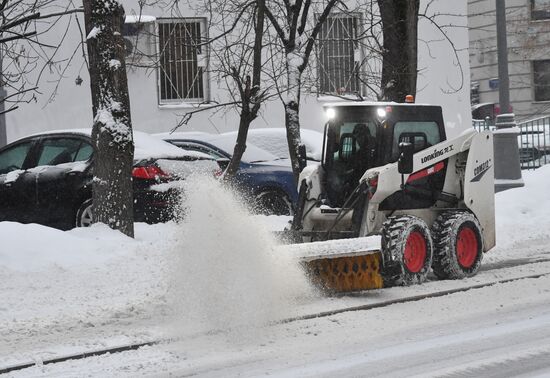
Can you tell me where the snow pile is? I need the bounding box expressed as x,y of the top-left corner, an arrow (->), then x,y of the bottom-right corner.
168,176 -> 313,334
494,164 -> 550,249
0,222 -> 133,272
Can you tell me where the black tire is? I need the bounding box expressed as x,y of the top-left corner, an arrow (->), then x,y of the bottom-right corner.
254,190 -> 293,216
381,215 -> 433,287
431,211 -> 484,280
76,199 -> 93,227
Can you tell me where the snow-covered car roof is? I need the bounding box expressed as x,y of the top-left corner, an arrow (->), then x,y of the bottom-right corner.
24,129 -> 212,161
322,101 -> 434,108
223,128 -> 324,161
154,132 -> 280,164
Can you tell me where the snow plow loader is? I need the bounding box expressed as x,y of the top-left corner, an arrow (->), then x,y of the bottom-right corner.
284,101 -> 495,293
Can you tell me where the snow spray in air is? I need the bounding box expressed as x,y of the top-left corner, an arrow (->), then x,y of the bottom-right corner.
168,175 -> 314,336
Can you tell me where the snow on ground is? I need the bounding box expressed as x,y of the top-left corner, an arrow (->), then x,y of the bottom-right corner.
0,166 -> 550,376
485,164 -> 550,264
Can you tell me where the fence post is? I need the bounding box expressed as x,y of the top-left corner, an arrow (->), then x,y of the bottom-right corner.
493,113 -> 524,192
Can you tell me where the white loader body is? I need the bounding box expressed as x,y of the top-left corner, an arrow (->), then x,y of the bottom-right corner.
298,129 -> 495,252
289,102 -> 496,292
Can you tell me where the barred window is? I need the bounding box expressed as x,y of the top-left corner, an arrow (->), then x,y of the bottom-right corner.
158,19 -> 208,104
532,0 -> 550,20
317,14 -> 361,95
533,60 -> 550,101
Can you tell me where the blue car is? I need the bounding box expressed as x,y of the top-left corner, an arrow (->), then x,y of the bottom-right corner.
155,132 -> 297,216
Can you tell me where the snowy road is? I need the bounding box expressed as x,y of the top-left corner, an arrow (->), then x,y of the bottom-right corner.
7,273 -> 550,377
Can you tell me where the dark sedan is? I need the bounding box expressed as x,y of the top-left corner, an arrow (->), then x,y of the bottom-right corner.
0,129 -> 218,230
155,132 -> 297,216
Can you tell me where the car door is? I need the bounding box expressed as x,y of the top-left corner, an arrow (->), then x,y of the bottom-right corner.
0,139 -> 38,223
33,136 -> 93,228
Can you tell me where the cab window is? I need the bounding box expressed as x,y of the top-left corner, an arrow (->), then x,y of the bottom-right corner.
391,121 -> 441,161
329,122 -> 377,166
0,142 -> 32,175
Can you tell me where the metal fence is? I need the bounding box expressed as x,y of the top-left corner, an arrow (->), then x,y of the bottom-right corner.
517,116 -> 550,170
472,116 -> 550,170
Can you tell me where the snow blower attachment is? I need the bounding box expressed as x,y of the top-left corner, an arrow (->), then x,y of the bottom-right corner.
281,237 -> 384,291
283,101 -> 496,293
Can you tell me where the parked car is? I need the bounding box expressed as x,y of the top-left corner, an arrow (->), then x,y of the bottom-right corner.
223,128 -> 324,161
471,102 -> 513,126
155,132 -> 298,216
0,129 -> 218,230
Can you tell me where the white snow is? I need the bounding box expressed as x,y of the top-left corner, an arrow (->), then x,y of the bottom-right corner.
96,108 -> 132,145
0,222 -> 132,272
109,59 -> 121,69
1,165 -> 550,376
224,128 -> 324,161
25,128 -> 211,161
5,169 -> 24,183
124,15 -> 156,24
86,26 -> 102,40
133,131 -> 211,161
154,132 -> 280,163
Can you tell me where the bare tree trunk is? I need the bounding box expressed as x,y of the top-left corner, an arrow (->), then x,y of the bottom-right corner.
378,0 -> 420,102
225,0 -> 265,179
83,0 -> 134,237
264,0 -> 340,183
284,57 -> 302,181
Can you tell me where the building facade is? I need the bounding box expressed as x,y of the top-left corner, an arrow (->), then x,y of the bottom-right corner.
4,1 -> 470,143
469,0 -> 550,120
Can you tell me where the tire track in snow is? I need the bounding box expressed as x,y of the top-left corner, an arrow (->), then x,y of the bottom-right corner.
435,348 -> 550,378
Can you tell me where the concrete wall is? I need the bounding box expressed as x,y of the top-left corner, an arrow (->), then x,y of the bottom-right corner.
469,0 -> 550,120
5,0 -> 471,142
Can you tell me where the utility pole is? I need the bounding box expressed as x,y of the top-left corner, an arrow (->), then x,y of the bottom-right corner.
495,0 -> 510,113
493,0 -> 523,192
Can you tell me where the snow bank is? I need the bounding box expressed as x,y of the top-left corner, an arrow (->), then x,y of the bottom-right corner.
0,222 -> 133,272
494,164 -> 550,249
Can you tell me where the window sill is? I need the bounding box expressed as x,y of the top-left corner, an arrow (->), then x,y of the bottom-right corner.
158,102 -> 213,110
532,100 -> 550,104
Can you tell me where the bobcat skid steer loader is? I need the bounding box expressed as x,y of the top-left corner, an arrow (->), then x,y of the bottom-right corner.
285,101 -> 495,292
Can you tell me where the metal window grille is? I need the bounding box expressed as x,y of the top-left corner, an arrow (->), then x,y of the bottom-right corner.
158,19 -> 206,103
532,0 -> 550,20
533,60 -> 550,102
317,14 -> 361,95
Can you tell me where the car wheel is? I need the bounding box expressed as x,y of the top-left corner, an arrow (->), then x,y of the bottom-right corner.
254,190 -> 293,216
76,199 -> 93,227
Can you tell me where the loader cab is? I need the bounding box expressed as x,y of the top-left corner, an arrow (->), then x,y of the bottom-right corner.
322,103 -> 447,208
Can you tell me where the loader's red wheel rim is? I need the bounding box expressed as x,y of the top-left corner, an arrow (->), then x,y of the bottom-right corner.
457,227 -> 478,268
403,231 -> 427,273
